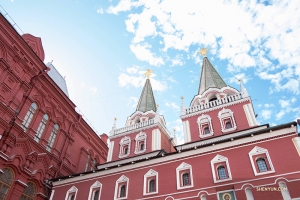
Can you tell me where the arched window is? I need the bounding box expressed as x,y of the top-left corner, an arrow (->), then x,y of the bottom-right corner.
22,103 -> 37,131
182,173 -> 190,186
217,166 -> 227,179
34,114 -> 49,142
119,136 -> 131,158
197,114 -> 214,138
93,190 -> 100,200
134,132 -> 147,154
256,158 -> 268,172
119,185 -> 126,197
46,124 -> 59,151
124,147 -> 128,155
149,179 -> 155,192
20,182 -> 36,200
0,168 -> 14,199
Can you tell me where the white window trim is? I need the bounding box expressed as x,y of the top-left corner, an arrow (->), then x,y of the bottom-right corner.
210,154 -> 232,183
176,162 -> 194,190
135,132 -> 147,154
114,175 -> 129,200
218,108 -> 237,133
64,186 -> 78,200
88,181 -> 102,200
119,136 -> 131,158
143,169 -> 158,196
197,114 -> 214,138
248,146 -> 275,176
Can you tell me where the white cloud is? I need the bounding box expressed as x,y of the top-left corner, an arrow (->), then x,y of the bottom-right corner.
108,0 -> 300,94
127,96 -> 138,108
90,86 -> 98,94
276,110 -> 285,120
261,109 -> 272,120
97,8 -> 104,14
118,69 -> 167,91
264,104 -> 274,108
171,54 -> 184,66
130,43 -> 164,66
165,101 -> 180,111
126,66 -> 140,74
228,73 -> 251,84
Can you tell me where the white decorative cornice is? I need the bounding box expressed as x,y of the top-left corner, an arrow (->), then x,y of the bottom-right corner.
181,97 -> 250,119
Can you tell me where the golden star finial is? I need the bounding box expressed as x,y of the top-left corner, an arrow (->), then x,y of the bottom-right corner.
180,96 -> 184,100
145,69 -> 152,79
114,118 -> 117,121
198,48 -> 209,57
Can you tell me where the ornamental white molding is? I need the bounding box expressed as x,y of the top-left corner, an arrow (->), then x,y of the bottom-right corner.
114,175 -> 129,200
143,169 -> 158,196
135,132 -> 147,154
248,146 -> 275,176
88,181 -> 102,200
64,186 -> 78,200
181,97 -> 251,119
119,136 -> 131,158
210,154 -> 232,183
197,114 -> 214,138
218,108 -> 237,133
176,162 -> 194,190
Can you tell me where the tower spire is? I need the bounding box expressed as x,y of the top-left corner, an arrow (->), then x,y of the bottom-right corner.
136,69 -> 157,112
198,48 -> 227,95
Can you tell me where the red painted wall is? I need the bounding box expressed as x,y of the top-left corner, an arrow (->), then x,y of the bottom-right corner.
0,14 -> 108,200
51,132 -> 300,200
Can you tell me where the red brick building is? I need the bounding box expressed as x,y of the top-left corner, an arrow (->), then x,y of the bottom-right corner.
49,49 -> 300,199
0,14 -> 108,200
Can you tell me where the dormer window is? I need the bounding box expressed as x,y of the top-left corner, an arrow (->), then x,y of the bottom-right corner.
197,114 -> 214,138
135,132 -> 147,154
119,136 -> 131,158
218,108 -> 237,133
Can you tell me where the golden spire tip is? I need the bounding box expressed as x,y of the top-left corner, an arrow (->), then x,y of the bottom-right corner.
145,69 -> 152,79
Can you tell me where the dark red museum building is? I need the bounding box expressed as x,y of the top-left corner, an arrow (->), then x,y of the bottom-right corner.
48,46 -> 300,200
0,13 -> 108,200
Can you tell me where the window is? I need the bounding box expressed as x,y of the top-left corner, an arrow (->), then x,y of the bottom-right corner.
34,114 -> 48,142
119,185 -> 126,197
0,168 -> 14,200
197,114 -> 214,138
65,186 -> 78,200
225,121 -> 232,129
256,158 -> 268,172
203,127 -> 210,134
119,136 -> 131,158
69,194 -> 75,200
217,166 -> 227,179
210,155 -> 232,183
135,132 -> 147,154
114,175 -> 129,199
88,181 -> 102,200
143,169 -> 158,195
22,103 -> 37,131
218,108 -> 237,133
248,146 -> 275,176
20,182 -> 36,200
182,173 -> 190,186
149,179 -> 155,192
85,154 -> 91,172
46,124 -> 59,151
176,162 -> 194,189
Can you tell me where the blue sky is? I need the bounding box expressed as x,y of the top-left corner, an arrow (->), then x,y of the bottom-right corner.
1,0 -> 299,144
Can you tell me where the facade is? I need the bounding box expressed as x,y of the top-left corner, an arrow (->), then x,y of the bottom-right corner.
0,14 -> 108,200
49,49 -> 300,199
